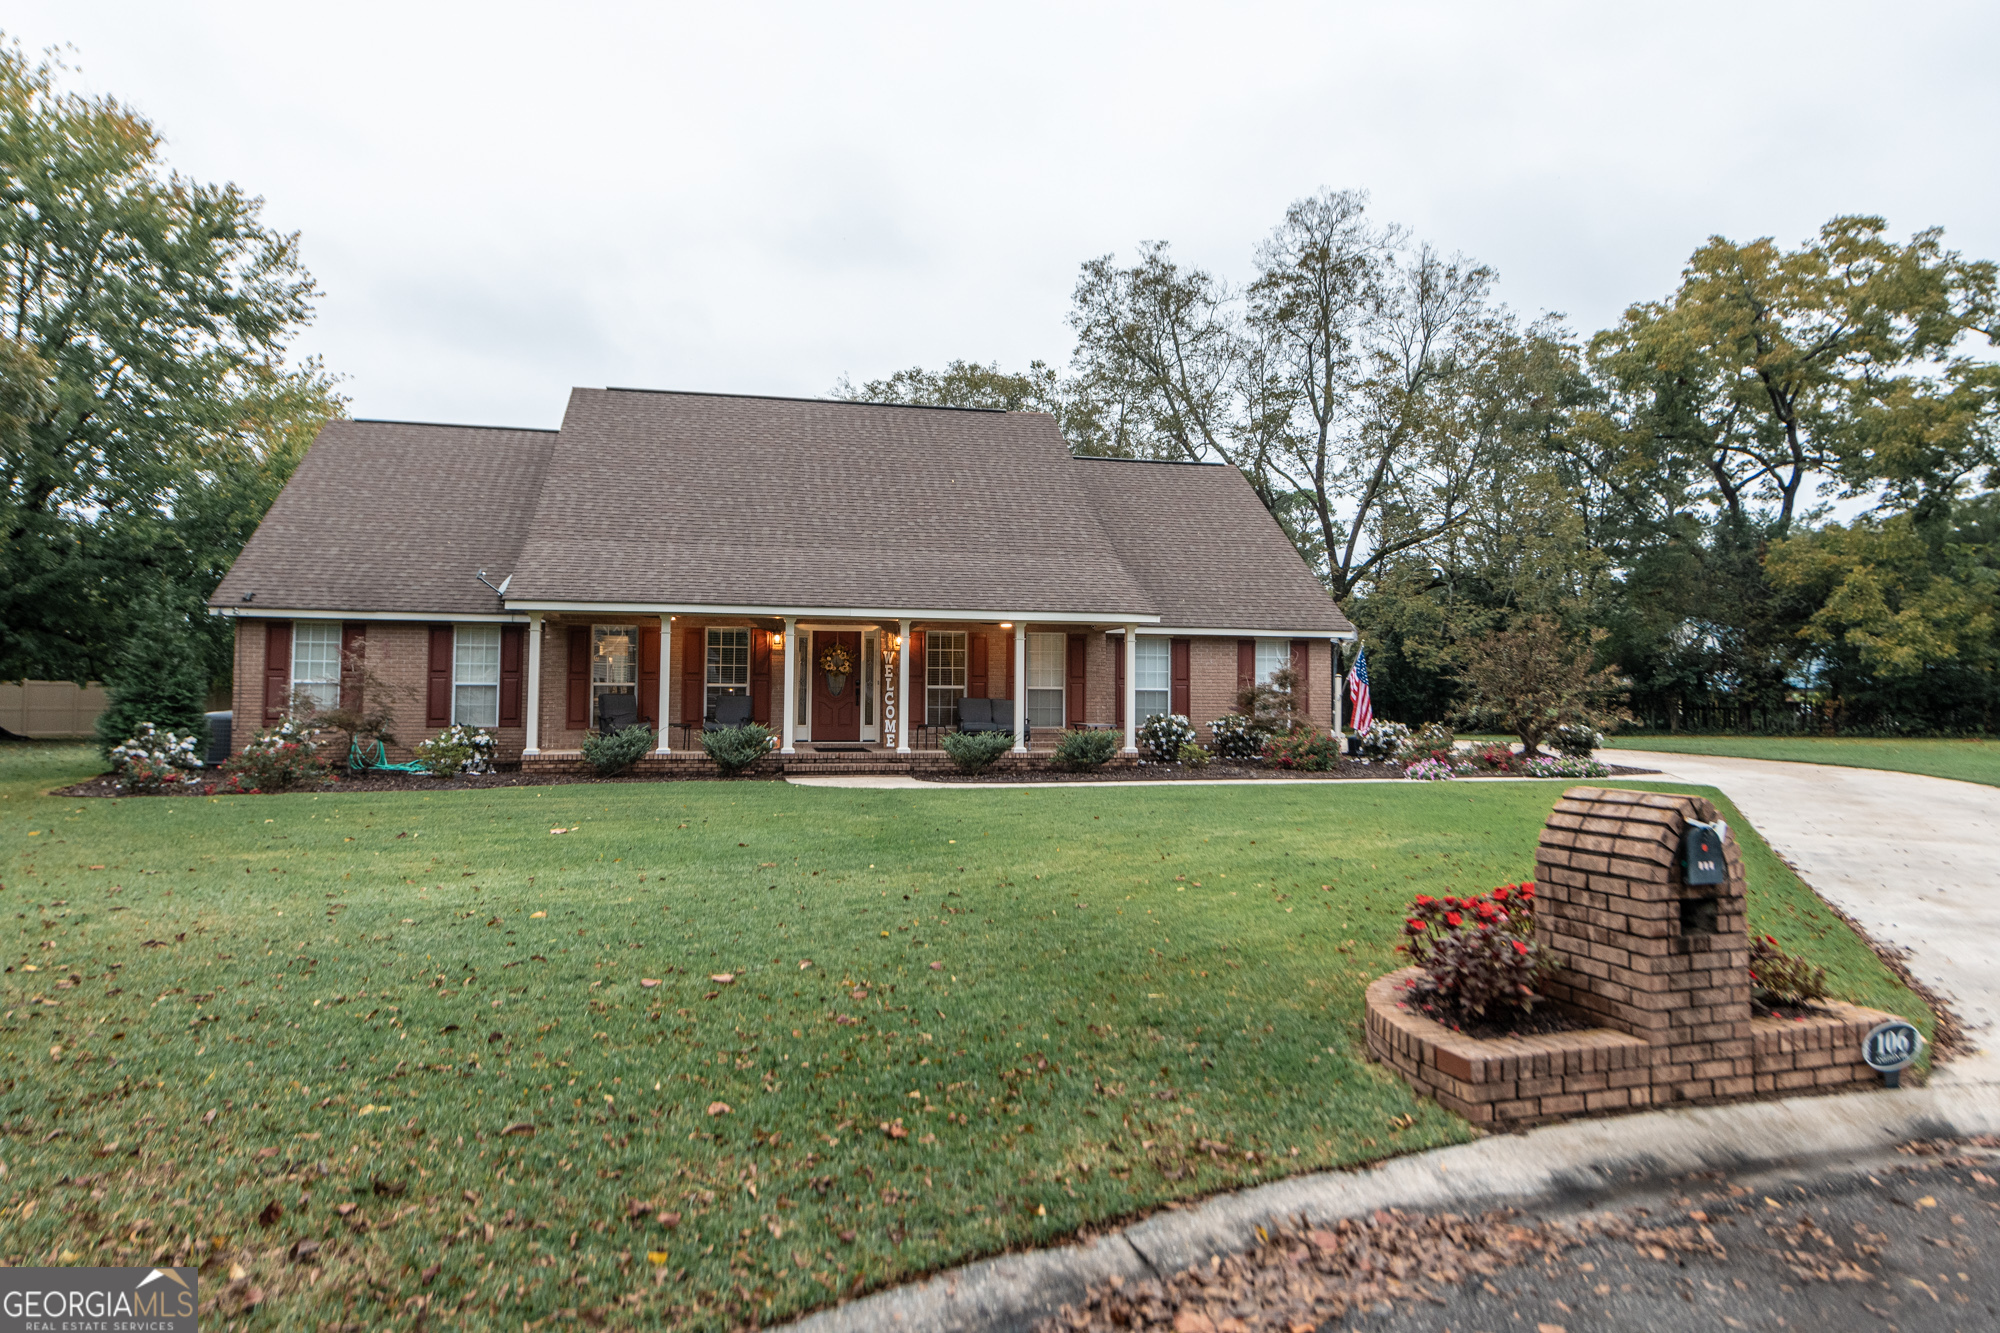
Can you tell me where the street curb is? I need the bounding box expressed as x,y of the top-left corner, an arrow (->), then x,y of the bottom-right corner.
773,1082 -> 2000,1333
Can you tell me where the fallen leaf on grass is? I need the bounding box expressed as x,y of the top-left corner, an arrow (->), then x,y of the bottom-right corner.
420,1262 -> 440,1283
500,1122 -> 536,1137
258,1200 -> 283,1227
929,961 -> 944,971
707,1102 -> 732,1117
799,959 -> 813,969
530,911 -> 546,918
291,1240 -> 321,1263
640,978 -> 661,988
656,1210 -> 681,1229
256,1145 -> 281,1159
880,1119 -> 908,1140
710,973 -> 735,984
334,1203 -> 356,1217
1538,1325 -> 1567,1333
647,1251 -> 670,1265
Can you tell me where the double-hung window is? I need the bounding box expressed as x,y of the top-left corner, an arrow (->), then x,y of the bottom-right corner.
925,631 -> 966,727
291,622 -> 341,712
592,624 -> 638,723
1026,632 -> 1066,729
706,628 -> 750,719
454,624 -> 501,727
1134,636 -> 1171,721
1255,638 -> 1291,685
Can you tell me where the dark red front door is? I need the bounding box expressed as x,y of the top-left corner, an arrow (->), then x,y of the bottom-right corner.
811,631 -> 862,741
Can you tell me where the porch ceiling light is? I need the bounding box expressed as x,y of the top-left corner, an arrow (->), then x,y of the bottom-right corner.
770,632 -> 785,650
999,621 -> 1012,628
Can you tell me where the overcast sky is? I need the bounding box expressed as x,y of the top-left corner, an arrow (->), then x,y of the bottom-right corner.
9,1 -> 1996,430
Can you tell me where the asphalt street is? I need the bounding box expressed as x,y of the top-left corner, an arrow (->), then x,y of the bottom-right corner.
1343,1143 -> 2000,1333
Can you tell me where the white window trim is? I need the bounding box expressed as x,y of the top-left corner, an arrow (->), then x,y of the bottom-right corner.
291,622 -> 341,713
452,623 -> 502,728
705,626 -> 753,722
925,630 -> 968,727
1134,635 -> 1171,722
1026,631 -> 1066,730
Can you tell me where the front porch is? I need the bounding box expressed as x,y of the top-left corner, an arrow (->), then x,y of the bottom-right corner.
518,735 -> 1139,779
518,612 -> 1161,763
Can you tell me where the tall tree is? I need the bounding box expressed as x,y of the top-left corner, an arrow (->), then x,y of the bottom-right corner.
1590,216 -> 1994,534
0,39 -> 342,685
1066,241 -> 1241,462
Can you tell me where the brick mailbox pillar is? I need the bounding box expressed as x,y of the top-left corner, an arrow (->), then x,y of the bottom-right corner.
1535,787 -> 1755,1105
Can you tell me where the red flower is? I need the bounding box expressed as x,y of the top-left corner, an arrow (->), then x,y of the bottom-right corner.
1512,940 -> 1529,955
1492,887 -> 1510,902
1413,895 -> 1435,906
1444,911 -> 1462,927
1406,919 -> 1426,931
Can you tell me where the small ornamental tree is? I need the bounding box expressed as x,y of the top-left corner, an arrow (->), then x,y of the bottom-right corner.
1453,617 -> 1630,757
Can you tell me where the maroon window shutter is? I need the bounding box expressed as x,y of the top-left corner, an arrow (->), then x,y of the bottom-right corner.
1290,640 -> 1311,721
340,622 -> 367,712
1065,634 -> 1085,726
1000,632 -> 1012,699
969,634 -> 988,698
637,625 -> 661,729
427,625 -> 454,728
565,626 -> 590,730
682,628 -> 703,726
910,630 -> 927,724
263,621 -> 292,724
1113,635 -> 1125,727
750,629 -> 771,725
1236,639 -> 1255,696
1170,638 -> 1191,718
500,625 -> 525,726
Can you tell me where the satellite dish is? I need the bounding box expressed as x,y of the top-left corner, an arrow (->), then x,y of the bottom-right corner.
496,574 -> 512,595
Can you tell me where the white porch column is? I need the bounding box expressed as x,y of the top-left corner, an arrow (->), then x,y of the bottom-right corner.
524,613 -> 544,754
1332,638 -> 1345,737
780,617 -> 799,754
895,619 -> 912,754
656,615 -> 673,752
1121,624 -> 1139,755
1012,622 -> 1027,753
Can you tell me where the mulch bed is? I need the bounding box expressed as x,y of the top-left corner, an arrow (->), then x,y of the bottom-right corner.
55,759 -> 1660,797
921,761 -> 1661,783
1402,996 -> 1592,1039
51,767 -> 787,798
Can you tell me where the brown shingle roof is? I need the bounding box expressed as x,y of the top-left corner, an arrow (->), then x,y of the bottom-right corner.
505,389 -> 1156,616
1073,456 -> 1353,633
215,389 -> 1353,634
209,420 -> 555,614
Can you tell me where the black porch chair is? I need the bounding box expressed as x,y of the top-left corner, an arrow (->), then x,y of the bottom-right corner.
597,692 -> 640,734
706,696 -> 754,732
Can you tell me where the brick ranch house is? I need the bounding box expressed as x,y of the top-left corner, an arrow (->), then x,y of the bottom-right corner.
210,388 -> 1355,772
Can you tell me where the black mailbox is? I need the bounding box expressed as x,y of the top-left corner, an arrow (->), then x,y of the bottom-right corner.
1684,822 -> 1726,885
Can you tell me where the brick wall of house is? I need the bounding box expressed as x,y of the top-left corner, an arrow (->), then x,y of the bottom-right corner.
230,621 -> 265,755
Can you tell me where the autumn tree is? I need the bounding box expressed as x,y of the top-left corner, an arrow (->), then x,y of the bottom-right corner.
1453,616 -> 1630,755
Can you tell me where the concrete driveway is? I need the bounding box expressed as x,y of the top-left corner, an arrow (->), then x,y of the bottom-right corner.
1616,749 -> 2000,1085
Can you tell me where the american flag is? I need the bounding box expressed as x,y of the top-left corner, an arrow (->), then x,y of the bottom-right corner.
1347,646 -> 1374,734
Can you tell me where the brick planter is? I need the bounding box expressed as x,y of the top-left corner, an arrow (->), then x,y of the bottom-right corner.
1364,786 -> 1906,1129
1366,969 -> 1897,1128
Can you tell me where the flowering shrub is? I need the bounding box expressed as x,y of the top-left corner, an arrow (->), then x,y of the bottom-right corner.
1400,883 -> 1554,1021
415,724 -> 497,777
1264,727 -> 1341,771
1749,935 -> 1829,1008
1408,721 -> 1455,756
108,723 -> 205,793
220,721 -> 323,792
1550,723 -> 1604,757
1354,721 -> 1412,762
1403,756 -> 1469,781
1519,754 -> 1612,778
1176,741 -> 1212,768
1207,712 -> 1265,761
1139,713 -> 1197,762
1473,743 -> 1522,773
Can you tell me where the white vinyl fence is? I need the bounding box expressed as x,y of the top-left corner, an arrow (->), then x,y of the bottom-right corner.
0,680 -> 110,738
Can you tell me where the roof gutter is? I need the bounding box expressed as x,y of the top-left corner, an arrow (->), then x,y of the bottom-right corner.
500,599 -> 1166,623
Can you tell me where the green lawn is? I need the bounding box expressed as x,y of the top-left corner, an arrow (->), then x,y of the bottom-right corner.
1605,734 -> 2000,788
0,744 -> 1928,1330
